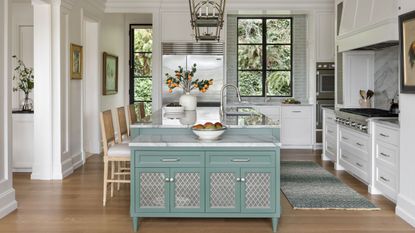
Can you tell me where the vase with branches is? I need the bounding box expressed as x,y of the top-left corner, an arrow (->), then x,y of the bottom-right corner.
12,55 -> 34,111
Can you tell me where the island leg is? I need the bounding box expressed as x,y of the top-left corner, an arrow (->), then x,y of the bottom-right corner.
133,217 -> 139,232
272,217 -> 279,233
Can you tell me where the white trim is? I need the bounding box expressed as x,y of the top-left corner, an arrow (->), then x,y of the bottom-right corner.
280,145 -> 314,149
396,194 -> 415,228
0,188 -> 17,219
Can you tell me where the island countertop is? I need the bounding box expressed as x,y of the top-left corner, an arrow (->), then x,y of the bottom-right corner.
129,133 -> 280,148
131,106 -> 279,129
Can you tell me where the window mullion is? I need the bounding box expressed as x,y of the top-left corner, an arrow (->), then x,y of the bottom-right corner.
262,18 -> 267,97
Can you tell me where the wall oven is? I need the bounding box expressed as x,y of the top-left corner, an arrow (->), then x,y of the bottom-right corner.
316,62 -> 335,99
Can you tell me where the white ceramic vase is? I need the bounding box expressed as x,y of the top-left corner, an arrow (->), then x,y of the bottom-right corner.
179,92 -> 197,111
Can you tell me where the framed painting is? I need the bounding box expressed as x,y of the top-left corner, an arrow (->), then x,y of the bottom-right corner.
70,43 -> 83,80
400,10 -> 415,93
103,52 -> 119,95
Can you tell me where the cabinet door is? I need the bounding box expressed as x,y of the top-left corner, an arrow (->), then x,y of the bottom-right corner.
206,168 -> 240,213
241,168 -> 275,213
170,168 -> 204,212
135,168 -> 170,213
281,118 -> 312,145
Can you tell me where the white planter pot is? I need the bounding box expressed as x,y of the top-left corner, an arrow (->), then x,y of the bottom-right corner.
179,92 -> 197,111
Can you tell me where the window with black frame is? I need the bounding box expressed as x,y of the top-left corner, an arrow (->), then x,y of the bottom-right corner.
237,17 -> 292,97
130,25 -> 153,115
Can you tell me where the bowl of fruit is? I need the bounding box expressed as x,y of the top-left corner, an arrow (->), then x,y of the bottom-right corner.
191,122 -> 226,140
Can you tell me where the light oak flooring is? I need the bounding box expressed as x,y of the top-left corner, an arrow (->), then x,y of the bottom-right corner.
1,150 -> 414,233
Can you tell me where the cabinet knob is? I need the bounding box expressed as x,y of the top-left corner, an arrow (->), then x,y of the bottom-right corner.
165,178 -> 170,182
240,178 -> 246,182
236,178 -> 241,182
170,177 -> 175,182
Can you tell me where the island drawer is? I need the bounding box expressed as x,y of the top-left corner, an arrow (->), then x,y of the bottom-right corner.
206,151 -> 275,167
135,151 -> 204,167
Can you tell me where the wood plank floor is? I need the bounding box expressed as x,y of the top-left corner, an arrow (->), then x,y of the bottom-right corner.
1,150 -> 414,233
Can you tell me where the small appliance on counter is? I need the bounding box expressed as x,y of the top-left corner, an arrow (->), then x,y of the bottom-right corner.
389,99 -> 399,114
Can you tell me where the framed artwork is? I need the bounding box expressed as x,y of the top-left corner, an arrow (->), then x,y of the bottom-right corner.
400,10 -> 415,93
70,43 -> 83,80
103,52 -> 119,95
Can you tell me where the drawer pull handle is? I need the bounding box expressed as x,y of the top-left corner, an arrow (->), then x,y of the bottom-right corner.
292,110 -> 302,113
327,146 -> 334,151
161,158 -> 180,162
342,136 -> 349,140
356,162 -> 363,168
380,152 -> 390,158
328,130 -> 334,134
379,133 -> 389,138
356,142 -> 364,147
231,158 -> 250,162
380,176 -> 390,182
240,178 -> 246,182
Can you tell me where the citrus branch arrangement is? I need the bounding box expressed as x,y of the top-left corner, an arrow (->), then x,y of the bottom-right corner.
12,55 -> 34,95
165,63 -> 213,93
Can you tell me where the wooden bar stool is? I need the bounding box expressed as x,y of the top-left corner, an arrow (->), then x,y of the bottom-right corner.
116,106 -> 131,190
100,110 -> 130,206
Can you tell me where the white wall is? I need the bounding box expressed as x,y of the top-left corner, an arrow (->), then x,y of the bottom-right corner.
397,1 -> 415,228
11,2 -> 33,110
0,0 -> 17,219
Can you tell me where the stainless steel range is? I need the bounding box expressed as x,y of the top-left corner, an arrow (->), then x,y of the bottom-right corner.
335,108 -> 398,133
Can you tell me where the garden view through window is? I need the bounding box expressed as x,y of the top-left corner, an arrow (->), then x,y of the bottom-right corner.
237,17 -> 292,97
130,25 -> 153,115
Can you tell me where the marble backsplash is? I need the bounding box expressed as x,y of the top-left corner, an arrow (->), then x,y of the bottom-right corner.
374,46 -> 399,110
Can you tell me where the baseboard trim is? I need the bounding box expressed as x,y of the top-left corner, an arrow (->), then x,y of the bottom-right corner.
396,194 -> 415,227
280,145 -> 313,149
12,168 -> 32,173
0,188 -> 17,219
61,152 -> 83,179
72,152 -> 83,170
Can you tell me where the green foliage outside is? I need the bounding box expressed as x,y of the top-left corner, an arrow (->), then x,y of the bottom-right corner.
237,18 -> 292,97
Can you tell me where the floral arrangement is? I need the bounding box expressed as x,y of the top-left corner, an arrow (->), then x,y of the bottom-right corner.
165,63 -> 213,93
12,55 -> 34,95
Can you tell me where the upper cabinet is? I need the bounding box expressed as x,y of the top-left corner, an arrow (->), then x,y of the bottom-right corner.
161,12 -> 194,42
336,0 -> 399,52
316,12 -> 335,62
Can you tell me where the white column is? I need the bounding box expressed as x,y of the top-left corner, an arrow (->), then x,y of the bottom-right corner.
31,0 -> 62,180
0,0 -> 18,219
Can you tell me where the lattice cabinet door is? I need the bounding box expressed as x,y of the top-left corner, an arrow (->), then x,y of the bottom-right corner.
170,168 -> 205,212
135,168 -> 170,213
206,168 -> 241,213
240,168 -> 276,213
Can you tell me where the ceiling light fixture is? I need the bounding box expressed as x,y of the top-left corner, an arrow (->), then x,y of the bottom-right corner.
189,0 -> 226,42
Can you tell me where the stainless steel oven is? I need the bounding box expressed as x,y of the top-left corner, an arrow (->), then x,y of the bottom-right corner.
316,62 -> 335,99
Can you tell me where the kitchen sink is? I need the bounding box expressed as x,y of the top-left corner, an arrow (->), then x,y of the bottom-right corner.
225,112 -> 256,116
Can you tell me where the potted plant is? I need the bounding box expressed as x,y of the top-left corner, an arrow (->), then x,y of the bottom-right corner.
165,63 -> 213,110
12,55 -> 34,111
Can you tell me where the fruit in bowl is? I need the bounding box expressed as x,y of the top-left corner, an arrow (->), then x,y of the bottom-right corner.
192,122 -> 226,140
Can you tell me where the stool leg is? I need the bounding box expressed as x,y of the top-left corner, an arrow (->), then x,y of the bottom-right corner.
117,161 -> 121,191
103,160 -> 108,206
110,161 -> 115,197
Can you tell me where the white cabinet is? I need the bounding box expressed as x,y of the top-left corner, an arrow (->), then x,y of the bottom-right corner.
12,113 -> 34,172
342,51 -> 374,108
280,105 -> 313,148
316,12 -> 335,62
161,12 -> 194,42
322,108 -> 339,166
373,122 -> 399,202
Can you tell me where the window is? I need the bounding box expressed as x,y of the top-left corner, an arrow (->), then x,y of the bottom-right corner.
130,25 -> 153,114
237,17 -> 292,97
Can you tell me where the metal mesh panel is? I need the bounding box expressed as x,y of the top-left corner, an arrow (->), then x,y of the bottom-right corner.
174,172 -> 201,208
139,172 -> 166,208
245,172 -> 271,208
210,172 -> 236,208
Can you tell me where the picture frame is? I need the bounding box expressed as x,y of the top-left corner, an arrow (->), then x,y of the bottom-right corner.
103,52 -> 119,95
70,43 -> 83,80
399,10 -> 415,93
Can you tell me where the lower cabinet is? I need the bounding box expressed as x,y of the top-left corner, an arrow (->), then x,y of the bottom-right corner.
131,149 -> 280,232
280,105 -> 313,148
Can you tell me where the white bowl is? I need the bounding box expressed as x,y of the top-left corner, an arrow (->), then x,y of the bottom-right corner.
164,105 -> 184,113
192,127 -> 226,140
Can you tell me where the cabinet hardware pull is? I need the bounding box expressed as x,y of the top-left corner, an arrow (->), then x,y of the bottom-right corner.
328,130 -> 333,133
379,133 -> 389,138
342,136 -> 349,140
161,158 -> 180,162
231,158 -> 250,162
356,142 -> 364,146
356,162 -> 363,168
327,146 -> 334,151
165,178 -> 170,182
380,176 -> 390,182
170,178 -> 175,182
236,178 -> 241,182
380,152 -> 390,158
342,154 -> 348,159
240,178 -> 246,182
292,110 -> 302,113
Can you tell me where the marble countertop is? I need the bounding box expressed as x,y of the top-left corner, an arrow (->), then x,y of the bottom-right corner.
228,102 -> 313,107
372,118 -> 400,128
131,107 -> 279,129
129,133 -> 279,148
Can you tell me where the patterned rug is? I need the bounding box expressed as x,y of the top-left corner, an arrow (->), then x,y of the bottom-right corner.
281,161 -> 380,210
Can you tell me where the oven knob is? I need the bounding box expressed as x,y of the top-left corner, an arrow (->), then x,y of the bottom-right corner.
351,122 -> 356,127
345,120 -> 350,125
361,125 -> 368,130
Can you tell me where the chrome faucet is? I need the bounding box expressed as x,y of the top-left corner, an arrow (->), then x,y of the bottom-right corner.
220,84 -> 242,118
